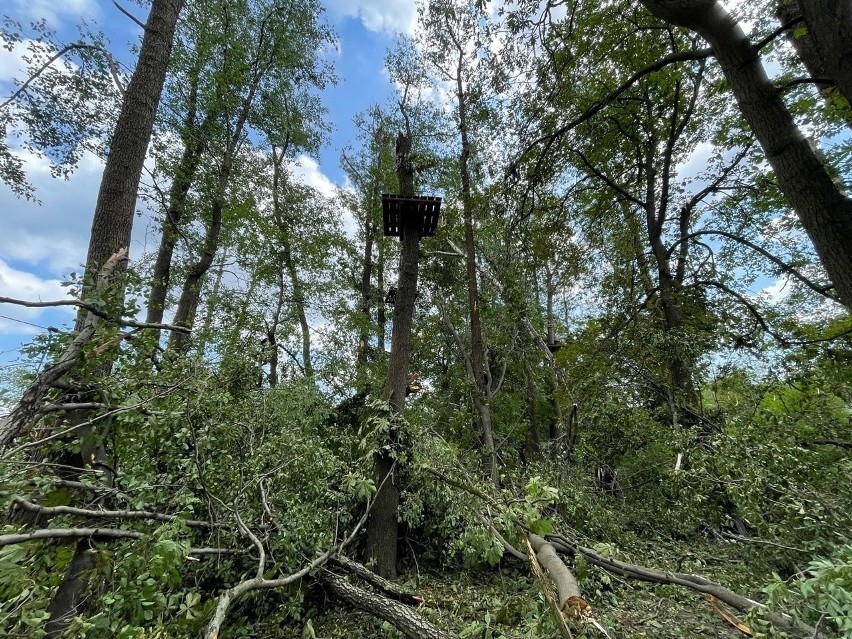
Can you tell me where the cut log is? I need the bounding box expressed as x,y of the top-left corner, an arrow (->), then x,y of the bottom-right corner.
528,534 -> 588,619
320,570 -> 452,639
547,534 -> 826,639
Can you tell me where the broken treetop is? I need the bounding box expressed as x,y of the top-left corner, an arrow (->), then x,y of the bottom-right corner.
382,194 -> 442,237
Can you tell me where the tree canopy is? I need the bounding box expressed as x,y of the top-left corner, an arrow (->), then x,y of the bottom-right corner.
1,1 -> 851,637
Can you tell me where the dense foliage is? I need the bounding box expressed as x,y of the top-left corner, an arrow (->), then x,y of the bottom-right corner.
1,0 -> 851,637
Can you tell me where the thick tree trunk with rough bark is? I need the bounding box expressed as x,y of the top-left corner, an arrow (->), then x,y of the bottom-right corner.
46,2 -> 185,634
321,571 -> 452,639
640,0 -> 852,310
794,0 -> 852,112
776,1 -> 852,128
83,0 -> 184,283
364,131 -> 420,580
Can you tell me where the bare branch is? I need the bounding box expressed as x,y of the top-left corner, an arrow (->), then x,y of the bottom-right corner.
10,495 -> 224,529
203,471 -> 387,639
0,296 -> 191,332
754,15 -> 803,52
37,402 -> 105,414
0,43 -> 101,111
518,48 -> 712,182
0,526 -> 236,557
107,53 -> 126,96
112,0 -> 147,29
667,230 -> 837,300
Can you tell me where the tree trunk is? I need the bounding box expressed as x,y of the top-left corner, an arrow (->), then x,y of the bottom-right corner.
167,197 -> 223,354
358,214 -> 374,366
377,230 -> 387,353
640,0 -> 852,310
528,534 -> 584,616
44,540 -> 93,639
357,127 -> 385,368
46,1 -> 185,633
776,1 -> 852,128
196,247 -> 228,354
794,0 -> 852,113
364,132 -> 421,580
320,571 -> 452,639
524,359 -> 540,461
281,237 -> 312,379
145,68 -> 206,328
266,267 -> 286,388
167,53 -> 260,353
82,0 -> 184,285
455,47 -> 498,486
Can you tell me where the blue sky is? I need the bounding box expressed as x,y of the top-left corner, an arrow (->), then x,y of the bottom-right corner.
0,0 -> 415,366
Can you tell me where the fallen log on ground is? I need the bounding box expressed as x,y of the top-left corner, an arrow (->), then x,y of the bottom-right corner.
320,570 -> 453,639
546,534 -> 826,639
330,555 -> 421,605
527,534 -> 586,618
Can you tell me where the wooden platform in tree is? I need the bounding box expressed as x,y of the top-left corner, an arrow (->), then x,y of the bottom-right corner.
382,194 -> 442,237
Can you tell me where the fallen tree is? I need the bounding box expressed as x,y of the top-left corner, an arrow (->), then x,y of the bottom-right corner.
426,466 -> 825,639
319,570 -> 452,639
546,534 -> 826,639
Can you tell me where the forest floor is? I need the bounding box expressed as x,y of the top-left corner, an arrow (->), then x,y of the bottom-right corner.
277,536 -> 764,638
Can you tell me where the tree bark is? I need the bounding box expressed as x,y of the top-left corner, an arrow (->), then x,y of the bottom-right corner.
358,211 -> 375,365
794,0 -> 852,113
82,0 -> 184,285
640,0 -> 852,310
547,534 -> 827,638
364,131 -> 421,580
528,534 -> 585,617
167,196 -> 223,353
452,30 -> 498,486
321,571 -> 452,639
775,1 -> 852,128
145,67 -> 206,328
357,127 -> 385,368
281,235 -> 312,379
46,2 -> 185,633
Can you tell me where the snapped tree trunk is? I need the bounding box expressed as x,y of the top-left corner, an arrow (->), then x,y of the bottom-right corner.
640,0 -> 852,310
46,1 -> 185,634
364,131 -> 421,580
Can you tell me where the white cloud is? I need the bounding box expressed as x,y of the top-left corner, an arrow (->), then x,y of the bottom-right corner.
323,0 -> 416,35
0,258 -> 73,336
288,153 -> 338,198
0,259 -> 66,301
9,0 -> 101,29
0,144 -> 104,272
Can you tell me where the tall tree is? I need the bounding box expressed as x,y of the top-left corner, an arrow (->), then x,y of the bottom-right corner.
638,0 -> 852,311
39,1 -> 185,634
147,0 -> 331,353
421,0 -> 500,485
